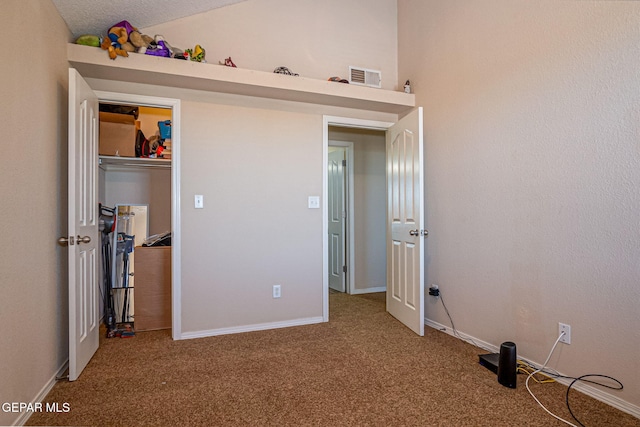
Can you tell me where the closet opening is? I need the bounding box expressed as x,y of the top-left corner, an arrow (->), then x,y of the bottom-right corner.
98,102 -> 173,340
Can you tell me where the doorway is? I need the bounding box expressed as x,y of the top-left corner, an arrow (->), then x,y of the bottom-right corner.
95,91 -> 182,340
323,116 -> 393,321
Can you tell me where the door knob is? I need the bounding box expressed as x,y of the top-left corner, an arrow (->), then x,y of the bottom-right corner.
58,236 -> 74,246
77,235 -> 91,244
421,229 -> 429,237
409,229 -> 419,236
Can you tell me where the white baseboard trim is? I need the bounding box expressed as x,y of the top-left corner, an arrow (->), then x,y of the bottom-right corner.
424,318 -> 640,420
14,360 -> 69,426
181,316 -> 325,340
350,286 -> 386,295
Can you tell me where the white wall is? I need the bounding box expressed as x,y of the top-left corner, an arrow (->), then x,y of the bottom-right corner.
329,127 -> 387,292
398,0 -> 640,409
142,0 -> 399,90
0,1 -> 71,425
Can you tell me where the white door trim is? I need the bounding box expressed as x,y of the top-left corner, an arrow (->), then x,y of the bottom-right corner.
95,91 -> 182,340
322,116 -> 394,321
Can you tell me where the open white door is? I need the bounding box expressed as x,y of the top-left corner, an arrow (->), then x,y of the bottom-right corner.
386,108 -> 425,336
328,148 -> 346,292
66,69 -> 100,380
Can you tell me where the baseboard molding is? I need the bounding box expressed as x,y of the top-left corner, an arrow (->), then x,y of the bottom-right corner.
350,286 -> 386,295
181,316 -> 325,340
424,318 -> 640,419
14,360 -> 69,426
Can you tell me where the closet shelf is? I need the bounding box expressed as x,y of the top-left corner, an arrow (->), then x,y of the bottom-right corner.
99,155 -> 171,169
68,43 -> 415,114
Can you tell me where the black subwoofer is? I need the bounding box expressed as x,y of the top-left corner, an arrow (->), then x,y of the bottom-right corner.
497,341 -> 517,388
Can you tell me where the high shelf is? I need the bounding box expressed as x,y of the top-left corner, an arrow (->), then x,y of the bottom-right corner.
67,43 -> 415,114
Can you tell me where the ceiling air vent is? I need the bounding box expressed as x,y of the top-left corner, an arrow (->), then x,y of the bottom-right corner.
349,66 -> 382,88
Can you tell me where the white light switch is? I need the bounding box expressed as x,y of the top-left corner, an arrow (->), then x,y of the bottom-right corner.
308,196 -> 320,209
194,195 -> 204,209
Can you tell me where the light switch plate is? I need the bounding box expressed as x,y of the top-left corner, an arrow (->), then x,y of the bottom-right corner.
308,196 -> 320,209
195,195 -> 204,209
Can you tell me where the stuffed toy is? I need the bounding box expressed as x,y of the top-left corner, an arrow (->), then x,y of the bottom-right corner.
101,20 -> 154,59
185,45 -> 206,62
101,21 -> 134,59
140,35 -> 172,58
220,56 -> 236,67
101,27 -> 128,59
75,35 -> 101,47
129,31 -> 153,50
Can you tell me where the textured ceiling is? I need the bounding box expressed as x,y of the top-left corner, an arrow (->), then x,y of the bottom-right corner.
52,0 -> 248,38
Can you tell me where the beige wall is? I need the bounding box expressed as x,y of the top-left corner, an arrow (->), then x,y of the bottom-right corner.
180,102 -> 324,331
86,72 -> 396,337
399,0 -> 640,408
329,127 -> 387,292
0,0 -> 71,425
143,0 -> 399,90
86,0 -> 400,335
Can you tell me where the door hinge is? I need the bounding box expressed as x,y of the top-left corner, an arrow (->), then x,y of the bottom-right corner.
342,159 -> 347,167
343,265 -> 347,273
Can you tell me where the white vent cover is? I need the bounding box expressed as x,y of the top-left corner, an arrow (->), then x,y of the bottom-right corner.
349,66 -> 382,88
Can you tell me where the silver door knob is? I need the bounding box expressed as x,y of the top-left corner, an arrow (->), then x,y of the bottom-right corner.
421,229 -> 429,237
77,235 -> 91,244
58,236 -> 73,246
409,229 -> 419,236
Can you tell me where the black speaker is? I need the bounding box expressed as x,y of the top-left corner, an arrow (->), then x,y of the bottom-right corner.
497,341 -> 517,388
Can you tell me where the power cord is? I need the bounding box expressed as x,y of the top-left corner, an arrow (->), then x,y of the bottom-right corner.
525,331 -> 579,426
518,332 -> 624,427
437,290 -> 482,348
566,374 -> 623,427
434,288 -> 624,426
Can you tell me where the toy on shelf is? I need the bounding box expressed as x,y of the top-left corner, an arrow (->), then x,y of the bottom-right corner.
184,45 -> 206,62
101,20 -> 156,59
274,66 -> 299,76
75,35 -> 101,47
220,57 -> 237,67
140,35 -> 171,58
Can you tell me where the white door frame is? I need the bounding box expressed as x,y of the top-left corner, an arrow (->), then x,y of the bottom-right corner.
322,116 -> 394,321
95,91 -> 182,340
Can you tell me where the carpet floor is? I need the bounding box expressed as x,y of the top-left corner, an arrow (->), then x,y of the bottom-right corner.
27,292 -> 639,426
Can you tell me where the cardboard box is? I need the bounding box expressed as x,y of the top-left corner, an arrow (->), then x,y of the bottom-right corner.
133,246 -> 171,331
99,112 -> 137,157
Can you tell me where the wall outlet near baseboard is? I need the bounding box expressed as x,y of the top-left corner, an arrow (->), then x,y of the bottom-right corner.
273,285 -> 281,299
428,284 -> 439,297
559,322 -> 571,344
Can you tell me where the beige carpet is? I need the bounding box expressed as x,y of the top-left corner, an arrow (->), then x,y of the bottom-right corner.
27,292 -> 638,426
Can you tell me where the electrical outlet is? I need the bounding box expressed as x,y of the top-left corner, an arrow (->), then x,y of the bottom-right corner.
273,285 -> 281,299
428,284 -> 440,297
559,323 -> 571,344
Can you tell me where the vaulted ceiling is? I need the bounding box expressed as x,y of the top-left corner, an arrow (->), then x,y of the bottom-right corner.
52,0 -> 248,38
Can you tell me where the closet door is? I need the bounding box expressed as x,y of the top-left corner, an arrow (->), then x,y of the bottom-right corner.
66,68 -> 100,380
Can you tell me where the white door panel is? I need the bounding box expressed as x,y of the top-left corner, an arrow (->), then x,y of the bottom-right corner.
386,108 -> 425,336
328,149 -> 346,292
68,68 -> 100,380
